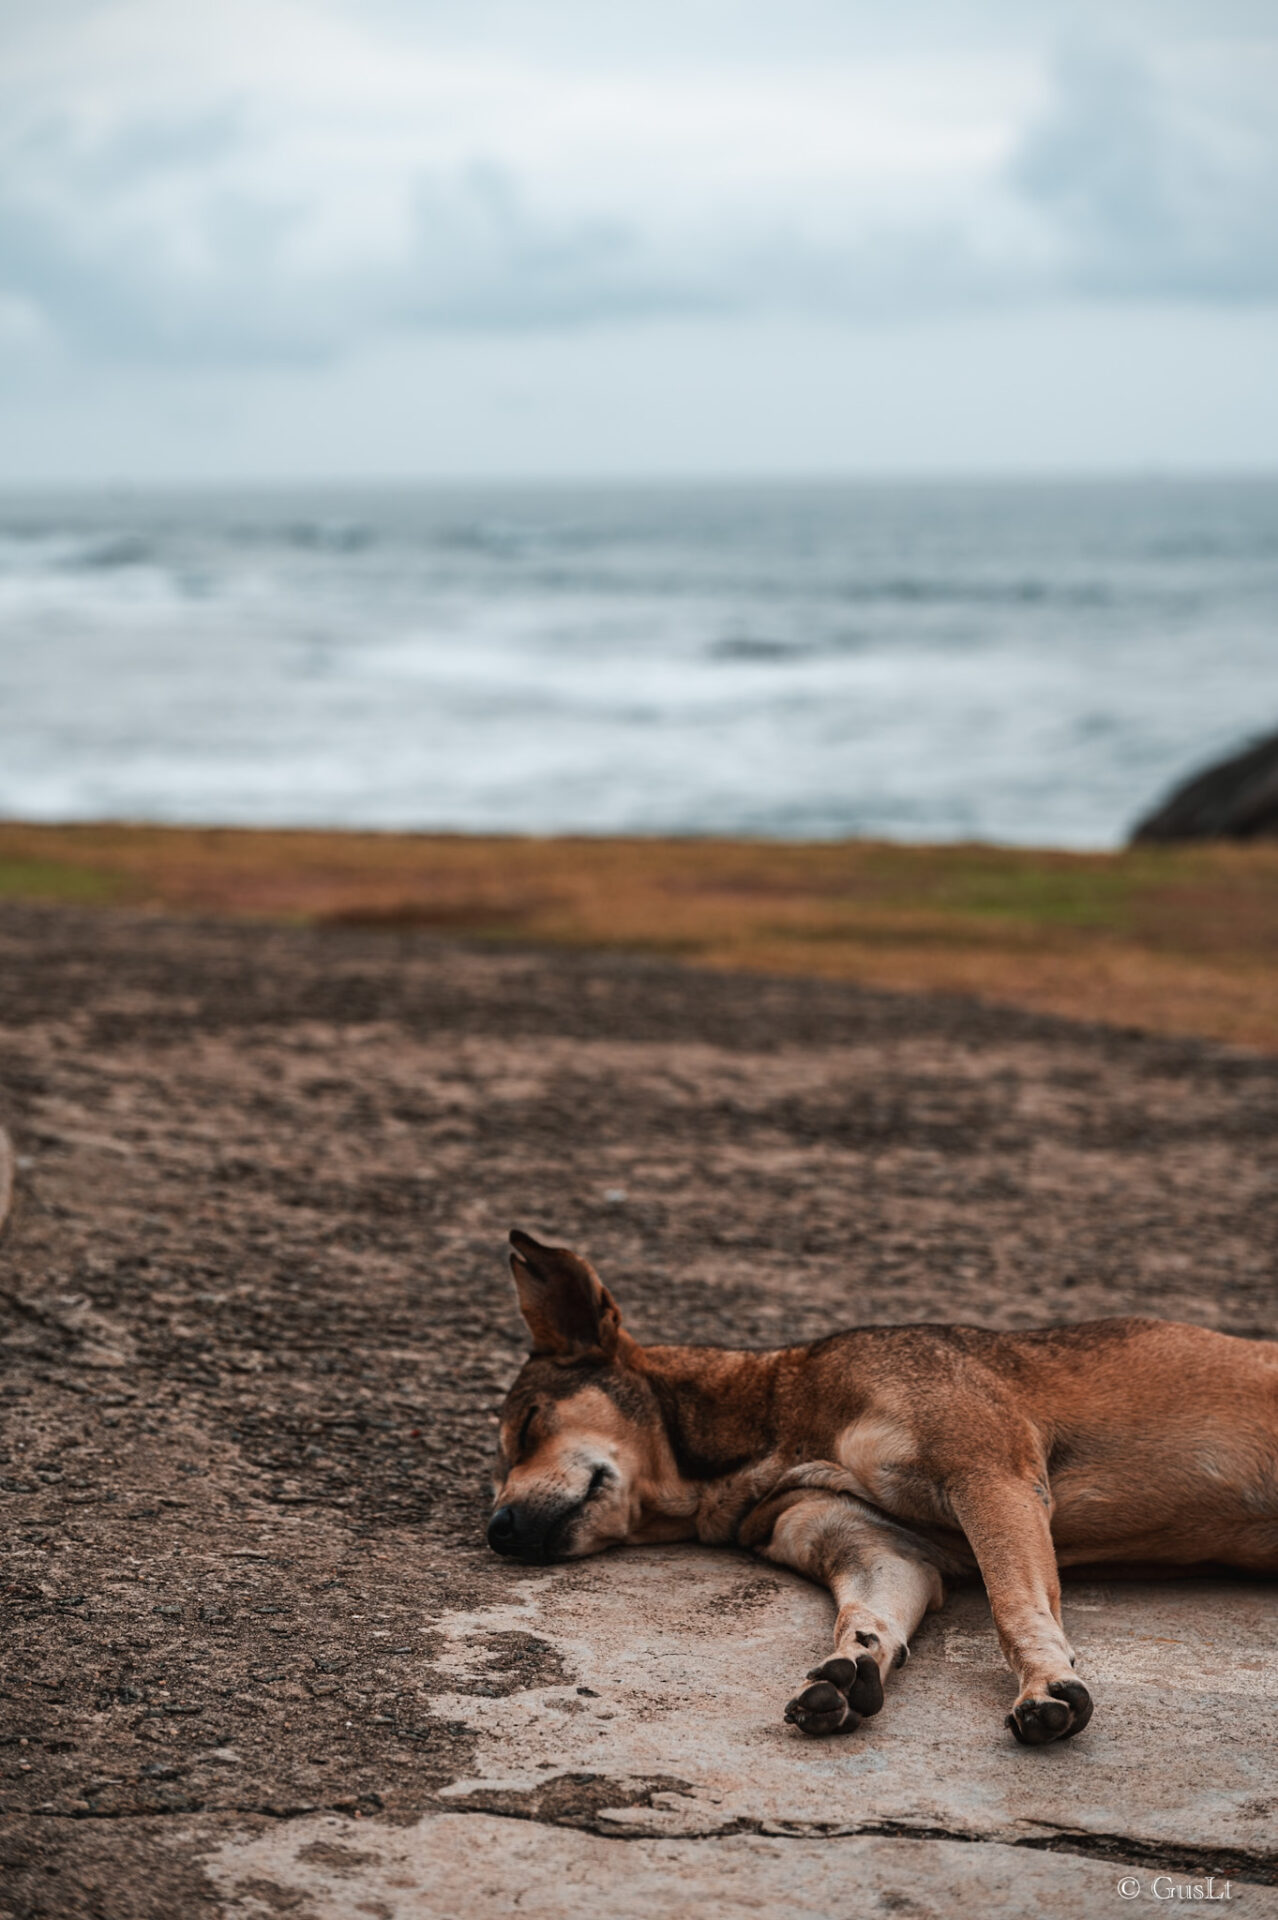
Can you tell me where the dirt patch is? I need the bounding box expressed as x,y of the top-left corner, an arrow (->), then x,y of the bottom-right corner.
444,1769 -> 699,1830
0,901 -> 1275,1915
453,1632 -> 574,1699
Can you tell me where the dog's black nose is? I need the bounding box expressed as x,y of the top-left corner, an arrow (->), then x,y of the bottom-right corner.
487,1505 -> 521,1555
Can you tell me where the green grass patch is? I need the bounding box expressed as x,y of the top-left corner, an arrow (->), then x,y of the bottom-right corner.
925,865 -> 1137,929
0,858 -> 125,903
850,846 -> 1168,930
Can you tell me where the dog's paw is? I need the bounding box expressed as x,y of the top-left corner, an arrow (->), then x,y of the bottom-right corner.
783,1653 -> 884,1737
1005,1678 -> 1093,1747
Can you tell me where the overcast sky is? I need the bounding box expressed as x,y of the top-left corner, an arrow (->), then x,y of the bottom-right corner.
2,0 -> 1276,481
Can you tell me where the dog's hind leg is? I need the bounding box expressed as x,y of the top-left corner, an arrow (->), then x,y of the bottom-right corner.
946,1471 -> 1092,1747
741,1490 -> 947,1737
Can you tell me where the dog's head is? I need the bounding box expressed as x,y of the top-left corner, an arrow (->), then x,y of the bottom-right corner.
487,1230 -> 673,1563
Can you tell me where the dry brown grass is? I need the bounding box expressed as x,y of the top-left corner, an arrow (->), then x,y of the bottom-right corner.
2,820 -> 1276,1050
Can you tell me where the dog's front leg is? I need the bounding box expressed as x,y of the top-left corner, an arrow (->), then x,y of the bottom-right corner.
946,1472 -> 1092,1746
742,1490 -> 945,1737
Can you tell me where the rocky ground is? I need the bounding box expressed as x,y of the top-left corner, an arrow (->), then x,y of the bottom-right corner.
0,902 -> 1275,1918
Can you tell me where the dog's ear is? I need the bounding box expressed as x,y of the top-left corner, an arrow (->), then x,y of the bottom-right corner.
508,1230 -> 623,1359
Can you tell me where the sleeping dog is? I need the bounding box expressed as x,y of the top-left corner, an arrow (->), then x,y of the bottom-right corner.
488,1231 -> 1278,1746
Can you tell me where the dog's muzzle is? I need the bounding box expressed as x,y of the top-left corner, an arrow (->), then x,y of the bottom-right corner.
487,1501 -> 576,1563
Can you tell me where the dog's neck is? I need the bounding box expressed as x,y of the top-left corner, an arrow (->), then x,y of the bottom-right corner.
631,1340 -> 802,1542
639,1342 -> 782,1474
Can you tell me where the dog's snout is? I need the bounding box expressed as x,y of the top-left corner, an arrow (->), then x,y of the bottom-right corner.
487,1499 -> 575,1562
487,1504 -> 525,1556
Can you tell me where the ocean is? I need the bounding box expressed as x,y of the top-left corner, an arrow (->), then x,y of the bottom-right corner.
2,478 -> 1275,848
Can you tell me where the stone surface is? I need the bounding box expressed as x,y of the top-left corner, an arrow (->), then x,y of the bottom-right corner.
420,1550 -> 1278,1860
203,1813 -> 1278,1919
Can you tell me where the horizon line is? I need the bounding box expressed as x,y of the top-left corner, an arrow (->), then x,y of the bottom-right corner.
2,465 -> 1278,494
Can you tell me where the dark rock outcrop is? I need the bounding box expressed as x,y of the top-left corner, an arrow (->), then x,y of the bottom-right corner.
1131,727 -> 1278,841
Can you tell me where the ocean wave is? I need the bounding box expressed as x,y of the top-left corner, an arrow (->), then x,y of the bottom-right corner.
0,477 -> 1274,848
227,520 -> 375,553
63,536 -> 155,571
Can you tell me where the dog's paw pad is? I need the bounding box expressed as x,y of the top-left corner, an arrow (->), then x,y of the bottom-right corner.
1047,1678 -> 1093,1730
784,1679 -> 860,1737
807,1657 -> 859,1690
808,1652 -> 884,1718
785,1651 -> 883,1735
1006,1678 -> 1093,1746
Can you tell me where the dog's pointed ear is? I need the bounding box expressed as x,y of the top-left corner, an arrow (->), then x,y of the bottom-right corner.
508,1230 -> 623,1359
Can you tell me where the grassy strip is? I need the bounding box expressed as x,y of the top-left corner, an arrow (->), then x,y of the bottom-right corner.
0,820 -> 1275,1050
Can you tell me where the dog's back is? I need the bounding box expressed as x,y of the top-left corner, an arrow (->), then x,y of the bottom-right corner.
1001,1319 -> 1278,1567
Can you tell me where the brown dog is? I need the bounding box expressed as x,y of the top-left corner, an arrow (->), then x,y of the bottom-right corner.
489,1231 -> 1278,1746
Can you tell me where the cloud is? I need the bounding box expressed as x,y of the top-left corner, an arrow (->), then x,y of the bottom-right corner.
1010,42 -> 1278,300
0,6 -> 1275,367
0,110 -> 327,361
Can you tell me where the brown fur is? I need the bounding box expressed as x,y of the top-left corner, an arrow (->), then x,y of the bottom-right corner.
489,1230 -> 1278,1745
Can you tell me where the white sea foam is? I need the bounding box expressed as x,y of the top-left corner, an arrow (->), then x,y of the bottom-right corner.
1,479 -> 1274,847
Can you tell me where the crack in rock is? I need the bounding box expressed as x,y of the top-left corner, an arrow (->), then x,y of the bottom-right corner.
441,1780 -> 1278,1885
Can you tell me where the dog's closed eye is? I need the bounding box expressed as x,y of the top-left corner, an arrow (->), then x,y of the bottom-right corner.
515,1405 -> 539,1458
586,1464 -> 611,1500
